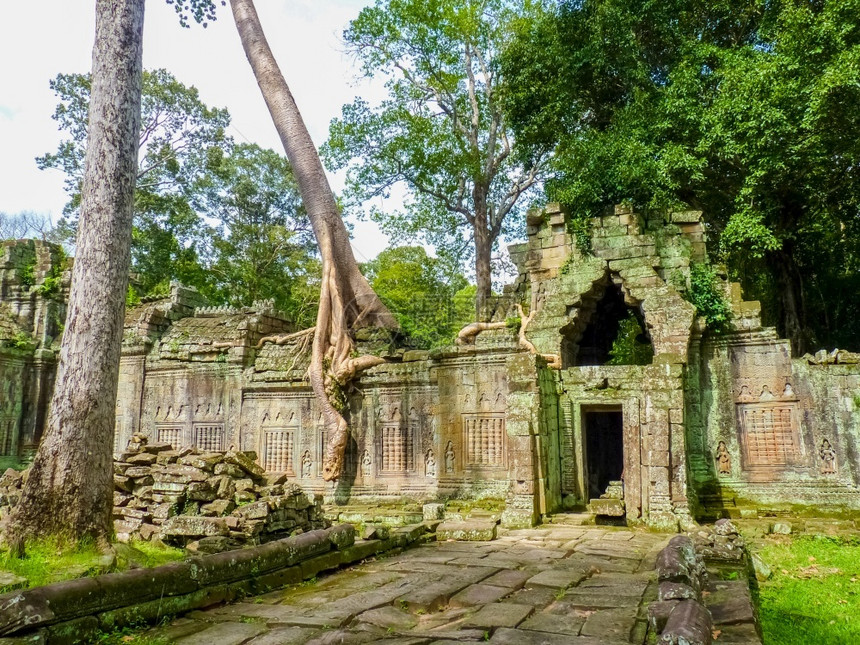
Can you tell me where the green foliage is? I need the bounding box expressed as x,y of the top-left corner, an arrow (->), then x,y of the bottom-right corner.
755,535 -> 860,645
363,246 -> 474,348
164,0 -> 224,29
687,264 -> 733,333
126,285 -> 142,308
502,0 -> 860,351
40,69 -> 320,328
7,332 -> 36,352
606,311 -> 653,365
38,68 -> 230,295
194,143 -> 320,328
18,257 -> 35,289
323,0 -> 546,305
33,247 -> 66,299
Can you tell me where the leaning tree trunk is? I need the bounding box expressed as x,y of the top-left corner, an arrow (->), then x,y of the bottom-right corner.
3,0 -> 144,549
230,0 -> 397,481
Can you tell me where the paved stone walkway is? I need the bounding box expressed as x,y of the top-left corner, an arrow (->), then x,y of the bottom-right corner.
152,524 -> 670,644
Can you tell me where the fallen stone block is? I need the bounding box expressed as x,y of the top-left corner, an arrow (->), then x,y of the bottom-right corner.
158,465 -> 209,484
361,524 -> 389,540
659,581 -> 698,601
161,515 -> 229,540
660,600 -> 713,645
326,523 -> 356,550
126,452 -> 158,466
233,500 -> 268,520
223,451 -> 265,480
649,599 -> 680,633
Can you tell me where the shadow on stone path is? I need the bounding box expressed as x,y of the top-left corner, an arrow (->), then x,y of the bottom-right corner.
150,525 -> 670,644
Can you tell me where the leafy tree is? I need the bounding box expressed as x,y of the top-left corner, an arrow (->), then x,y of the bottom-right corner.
363,246 -> 474,348
196,143 -> 321,328
502,0 -> 860,353
38,68 -> 231,294
39,69 -> 324,327
323,0 -> 548,321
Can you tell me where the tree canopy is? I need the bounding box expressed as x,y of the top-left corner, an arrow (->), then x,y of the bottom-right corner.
40,69 -> 320,326
502,0 -> 860,353
323,0 -> 547,321
363,246 -> 474,348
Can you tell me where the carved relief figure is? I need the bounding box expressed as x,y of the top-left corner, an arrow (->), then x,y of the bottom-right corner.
360,450 -> 372,478
301,450 -> 312,478
425,449 -> 436,477
715,441 -> 731,476
819,439 -> 837,475
445,441 -> 455,473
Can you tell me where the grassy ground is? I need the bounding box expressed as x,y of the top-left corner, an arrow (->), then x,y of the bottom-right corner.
0,539 -> 184,590
754,534 -> 860,644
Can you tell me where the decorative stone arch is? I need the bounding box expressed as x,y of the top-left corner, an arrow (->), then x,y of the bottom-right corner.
558,270 -> 653,368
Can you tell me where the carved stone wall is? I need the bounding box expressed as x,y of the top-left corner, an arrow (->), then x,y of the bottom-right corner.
4,208 -> 860,527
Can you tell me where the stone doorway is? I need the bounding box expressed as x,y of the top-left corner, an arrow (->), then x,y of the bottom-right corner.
584,407 -> 626,517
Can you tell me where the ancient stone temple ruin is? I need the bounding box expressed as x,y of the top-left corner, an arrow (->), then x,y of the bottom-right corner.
2,205 -> 859,529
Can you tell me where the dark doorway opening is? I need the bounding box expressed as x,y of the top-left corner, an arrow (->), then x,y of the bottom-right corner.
561,281 -> 653,367
584,408 -> 624,499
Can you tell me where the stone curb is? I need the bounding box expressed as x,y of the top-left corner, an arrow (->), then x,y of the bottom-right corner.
0,522 -> 431,644
648,535 -> 713,645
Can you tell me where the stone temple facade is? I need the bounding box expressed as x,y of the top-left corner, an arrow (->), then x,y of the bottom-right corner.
2,206 -> 859,529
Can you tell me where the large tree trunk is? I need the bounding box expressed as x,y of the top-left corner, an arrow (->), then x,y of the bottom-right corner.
771,245 -> 812,356
230,0 -> 397,481
474,188 -> 492,322
3,0 -> 144,548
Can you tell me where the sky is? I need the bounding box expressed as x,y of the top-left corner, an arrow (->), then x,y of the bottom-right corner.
0,0 -> 392,262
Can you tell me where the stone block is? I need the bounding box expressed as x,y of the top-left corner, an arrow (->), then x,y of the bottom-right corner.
161,516 -> 229,540
423,503 -> 445,521
659,581 -> 698,602
660,599 -> 712,645
588,498 -> 625,517
299,551 -> 341,579
525,568 -> 589,590
213,463 -> 245,478
648,600 -> 680,633
449,583 -> 510,608
223,451 -> 265,480
159,465 -> 209,484
463,602 -> 534,630
437,521 -> 497,541
340,539 -> 382,565
326,523 -> 356,550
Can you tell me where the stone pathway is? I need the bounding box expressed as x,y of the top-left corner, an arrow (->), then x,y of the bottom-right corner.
147,523 -> 669,644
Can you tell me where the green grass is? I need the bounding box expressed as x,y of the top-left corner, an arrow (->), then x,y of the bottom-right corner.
0,539 -> 184,590
124,540 -> 185,568
755,535 -> 860,645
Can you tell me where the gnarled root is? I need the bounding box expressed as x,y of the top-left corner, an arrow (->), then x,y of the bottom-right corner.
456,321 -> 508,345
312,253 -> 395,482
515,303 -> 561,369
255,327 -> 315,350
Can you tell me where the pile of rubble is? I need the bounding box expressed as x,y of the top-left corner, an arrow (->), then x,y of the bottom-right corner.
113,434 -> 328,551
0,435 -> 329,553
689,518 -> 745,561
